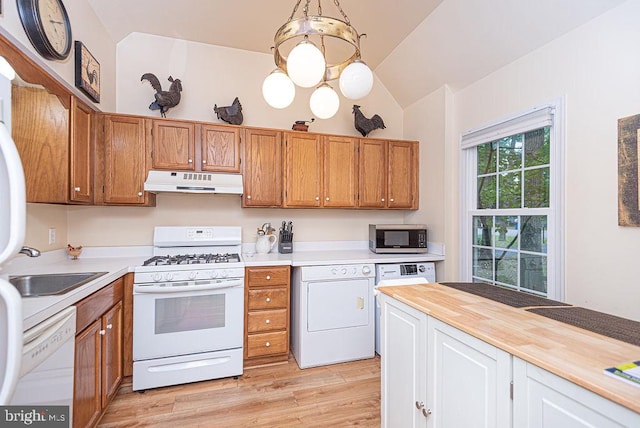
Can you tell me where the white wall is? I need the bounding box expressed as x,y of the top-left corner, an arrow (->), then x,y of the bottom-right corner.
445,1 -> 640,320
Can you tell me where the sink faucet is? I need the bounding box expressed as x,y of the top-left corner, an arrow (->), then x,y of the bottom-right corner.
19,246 -> 41,257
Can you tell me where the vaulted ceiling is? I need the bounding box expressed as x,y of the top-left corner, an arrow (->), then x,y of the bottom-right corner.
88,0 -> 625,108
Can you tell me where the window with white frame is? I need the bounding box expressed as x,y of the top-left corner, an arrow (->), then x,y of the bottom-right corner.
460,101 -> 564,299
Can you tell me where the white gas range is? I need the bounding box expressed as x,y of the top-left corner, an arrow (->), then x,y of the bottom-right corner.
132,226 -> 245,391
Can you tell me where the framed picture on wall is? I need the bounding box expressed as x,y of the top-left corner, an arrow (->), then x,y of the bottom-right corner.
618,113 -> 640,226
74,41 -> 100,103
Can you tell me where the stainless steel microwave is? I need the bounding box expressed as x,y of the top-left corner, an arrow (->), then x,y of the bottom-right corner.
369,224 -> 428,253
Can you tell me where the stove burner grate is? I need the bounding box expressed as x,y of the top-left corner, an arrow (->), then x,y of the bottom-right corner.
143,253 -> 241,266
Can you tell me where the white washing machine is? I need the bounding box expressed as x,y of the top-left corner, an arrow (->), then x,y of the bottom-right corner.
374,262 -> 436,355
291,264 -> 376,369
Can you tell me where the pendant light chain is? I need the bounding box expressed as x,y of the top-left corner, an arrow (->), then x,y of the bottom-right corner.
333,0 -> 350,24
288,0 -> 303,22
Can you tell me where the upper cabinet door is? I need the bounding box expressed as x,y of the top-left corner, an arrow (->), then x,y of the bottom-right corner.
242,128 -> 283,207
150,119 -> 195,170
200,124 -> 241,173
358,139 -> 387,208
103,115 -> 151,205
323,135 -> 358,208
69,97 -> 93,204
388,140 -> 418,209
284,132 -> 322,208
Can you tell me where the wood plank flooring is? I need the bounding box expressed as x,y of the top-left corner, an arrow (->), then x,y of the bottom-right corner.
98,356 -> 381,427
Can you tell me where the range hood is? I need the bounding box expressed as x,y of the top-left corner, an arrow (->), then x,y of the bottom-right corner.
144,170 -> 243,194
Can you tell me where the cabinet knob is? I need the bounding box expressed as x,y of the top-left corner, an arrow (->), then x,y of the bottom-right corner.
202,160 -> 207,164
415,401 -> 424,410
266,275 -> 271,280
390,198 -> 395,202
247,195 -> 252,199
381,198 -> 385,202
99,330 -> 106,336
265,342 -> 271,347
106,324 -> 113,329
315,196 -> 320,201
188,159 -> 193,163
325,197 -> 330,201
266,297 -> 271,303
74,187 -> 80,192
138,191 -> 143,197
265,319 -> 270,324
423,408 -> 431,417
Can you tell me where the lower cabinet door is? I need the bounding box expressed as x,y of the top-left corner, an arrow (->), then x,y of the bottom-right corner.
102,301 -> 123,408
74,319 -> 102,428
428,317 -> 512,428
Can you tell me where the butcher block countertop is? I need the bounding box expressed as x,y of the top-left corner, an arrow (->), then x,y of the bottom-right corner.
378,282 -> 640,414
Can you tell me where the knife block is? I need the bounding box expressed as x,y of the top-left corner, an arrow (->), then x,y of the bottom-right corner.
278,231 -> 293,254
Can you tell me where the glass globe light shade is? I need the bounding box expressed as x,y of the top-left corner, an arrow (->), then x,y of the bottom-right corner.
339,60 -> 373,100
310,83 -> 340,119
262,69 -> 295,109
286,39 -> 326,88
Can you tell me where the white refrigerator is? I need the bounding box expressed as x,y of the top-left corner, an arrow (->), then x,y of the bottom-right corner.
0,82 -> 26,404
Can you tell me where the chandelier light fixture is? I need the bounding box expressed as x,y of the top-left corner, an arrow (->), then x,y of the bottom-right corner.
262,0 -> 374,119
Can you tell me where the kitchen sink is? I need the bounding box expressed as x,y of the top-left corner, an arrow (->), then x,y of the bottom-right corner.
9,272 -> 108,297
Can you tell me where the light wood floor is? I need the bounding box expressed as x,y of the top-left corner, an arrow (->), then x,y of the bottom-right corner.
98,356 -> 381,427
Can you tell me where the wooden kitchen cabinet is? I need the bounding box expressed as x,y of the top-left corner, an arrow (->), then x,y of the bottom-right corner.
359,139 -> 418,209
284,132 -> 322,207
12,86 -> 94,204
98,114 -> 155,206
74,278 -> 124,428
150,119 -> 240,172
244,266 -> 291,367
242,127 -> 283,207
323,135 -> 358,208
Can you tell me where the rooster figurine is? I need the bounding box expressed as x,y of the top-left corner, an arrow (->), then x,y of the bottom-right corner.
213,97 -> 243,125
353,105 -> 386,137
140,73 -> 182,118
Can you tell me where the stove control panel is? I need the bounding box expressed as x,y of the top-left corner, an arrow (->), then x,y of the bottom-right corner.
134,267 -> 244,283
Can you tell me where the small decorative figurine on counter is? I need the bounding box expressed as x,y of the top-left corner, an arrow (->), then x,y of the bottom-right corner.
353,105 -> 386,137
66,244 -> 83,260
140,73 -> 182,118
214,97 -> 243,125
292,118 -> 314,132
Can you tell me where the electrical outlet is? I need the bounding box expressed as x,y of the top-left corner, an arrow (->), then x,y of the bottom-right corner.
48,228 -> 56,245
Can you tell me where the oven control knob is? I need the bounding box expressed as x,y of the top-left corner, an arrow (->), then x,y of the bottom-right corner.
189,272 -> 197,280
352,267 -> 357,275
331,268 -> 337,275
153,273 -> 162,282
362,266 -> 372,275
341,268 -> 347,275
220,270 -> 228,278
165,272 -> 174,281
418,265 -> 426,273
210,270 -> 219,279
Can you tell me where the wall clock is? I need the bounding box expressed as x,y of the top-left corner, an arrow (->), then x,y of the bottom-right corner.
17,0 -> 72,60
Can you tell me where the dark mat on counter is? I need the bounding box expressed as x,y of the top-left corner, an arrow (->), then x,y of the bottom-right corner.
438,282 -> 571,308
526,307 -> 640,347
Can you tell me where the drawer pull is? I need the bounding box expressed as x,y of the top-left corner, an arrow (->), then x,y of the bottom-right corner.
265,319 -> 270,324
266,297 -> 271,303
265,342 -> 271,347
266,275 -> 271,280
74,187 -> 80,192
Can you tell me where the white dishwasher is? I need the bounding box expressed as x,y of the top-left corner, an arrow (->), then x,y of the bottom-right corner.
10,306 -> 76,419
291,264 -> 375,369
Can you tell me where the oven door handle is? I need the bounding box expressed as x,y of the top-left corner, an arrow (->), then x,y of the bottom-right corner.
133,279 -> 244,294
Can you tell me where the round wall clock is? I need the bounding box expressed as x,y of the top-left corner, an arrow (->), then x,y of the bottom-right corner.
17,0 -> 72,60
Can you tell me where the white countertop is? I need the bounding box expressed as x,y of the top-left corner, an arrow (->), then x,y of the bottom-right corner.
1,241 -> 444,331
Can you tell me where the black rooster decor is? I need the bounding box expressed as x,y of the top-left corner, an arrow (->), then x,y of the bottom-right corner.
214,97 -> 243,125
353,105 -> 386,137
140,73 -> 182,118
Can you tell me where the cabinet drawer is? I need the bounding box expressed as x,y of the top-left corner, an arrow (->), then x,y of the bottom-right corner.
247,266 -> 289,287
246,331 -> 288,358
247,309 -> 287,333
248,287 -> 288,310
76,277 -> 123,333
